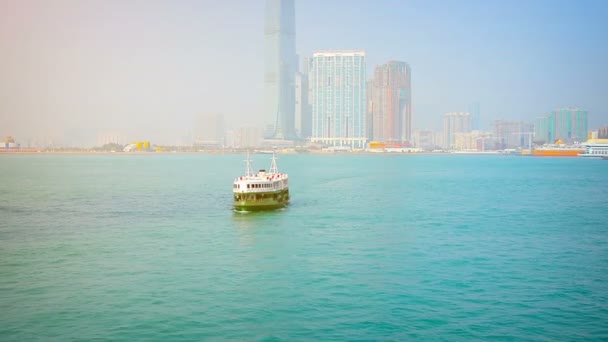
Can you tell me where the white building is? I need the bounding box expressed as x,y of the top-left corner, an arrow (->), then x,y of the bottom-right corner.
309,50 -> 367,149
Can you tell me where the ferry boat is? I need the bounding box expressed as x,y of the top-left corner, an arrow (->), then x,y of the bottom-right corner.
531,145 -> 584,157
579,139 -> 608,158
521,139 -> 584,157
233,153 -> 289,211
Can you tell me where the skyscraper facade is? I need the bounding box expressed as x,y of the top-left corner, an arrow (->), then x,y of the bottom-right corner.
534,116 -> 549,144
555,108 -> 588,142
295,71 -> 312,139
264,0 -> 296,140
309,51 -> 367,148
534,108 -> 588,144
372,61 -> 411,143
365,78 -> 374,141
443,112 -> 471,149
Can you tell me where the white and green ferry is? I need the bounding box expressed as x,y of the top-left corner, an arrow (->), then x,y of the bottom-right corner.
233,153 -> 289,211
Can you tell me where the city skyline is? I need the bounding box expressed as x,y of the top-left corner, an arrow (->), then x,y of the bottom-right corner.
0,0 -> 607,146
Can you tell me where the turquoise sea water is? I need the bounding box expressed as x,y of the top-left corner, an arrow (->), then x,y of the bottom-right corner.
1,154 -> 607,341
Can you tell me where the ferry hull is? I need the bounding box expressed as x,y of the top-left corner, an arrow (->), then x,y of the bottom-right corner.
532,149 -> 583,157
233,188 -> 289,211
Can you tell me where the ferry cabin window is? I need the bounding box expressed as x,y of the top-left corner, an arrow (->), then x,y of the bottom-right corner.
247,184 -> 250,189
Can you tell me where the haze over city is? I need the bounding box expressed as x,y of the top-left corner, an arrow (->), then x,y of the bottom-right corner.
1,0 -> 607,146
3,2 -> 608,340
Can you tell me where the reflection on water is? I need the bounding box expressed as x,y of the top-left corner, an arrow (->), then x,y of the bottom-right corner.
232,208 -> 287,246
2,155 -> 608,340
232,207 -> 288,247
232,208 -> 287,227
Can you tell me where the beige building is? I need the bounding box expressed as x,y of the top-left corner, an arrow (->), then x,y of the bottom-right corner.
235,126 -> 263,148
454,130 -> 493,151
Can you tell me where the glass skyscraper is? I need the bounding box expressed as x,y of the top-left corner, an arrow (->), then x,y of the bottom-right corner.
309,51 -> 367,149
264,0 -> 296,140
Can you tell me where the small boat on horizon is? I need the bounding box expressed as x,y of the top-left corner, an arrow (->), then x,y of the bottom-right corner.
232,152 -> 290,211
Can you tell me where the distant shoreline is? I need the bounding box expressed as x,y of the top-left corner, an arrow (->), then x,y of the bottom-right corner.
0,150 -> 521,156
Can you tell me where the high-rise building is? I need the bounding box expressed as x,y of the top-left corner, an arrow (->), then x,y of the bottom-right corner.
470,102 -> 481,130
598,126 -> 608,139
264,0 -> 296,140
372,61 -> 411,143
454,130 -> 494,151
534,116 -> 548,144
555,107 -> 588,142
443,112 -> 471,149
235,126 -> 263,148
365,78 -> 374,141
295,70 -> 311,139
309,51 -> 367,149
194,114 -> 225,147
413,129 -> 436,150
534,108 -> 588,144
493,120 -> 534,149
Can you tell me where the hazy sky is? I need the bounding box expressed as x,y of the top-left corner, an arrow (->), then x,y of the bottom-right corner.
1,0 -> 607,146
